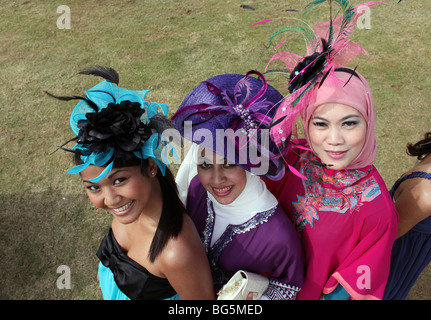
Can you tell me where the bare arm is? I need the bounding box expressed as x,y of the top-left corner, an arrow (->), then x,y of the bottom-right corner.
159,215 -> 216,300
395,178 -> 431,238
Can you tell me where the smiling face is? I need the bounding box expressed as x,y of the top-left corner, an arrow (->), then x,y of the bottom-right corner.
197,148 -> 247,205
80,161 -> 158,224
308,103 -> 367,170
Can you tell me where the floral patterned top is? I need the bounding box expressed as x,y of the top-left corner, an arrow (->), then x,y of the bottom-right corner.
265,147 -> 398,300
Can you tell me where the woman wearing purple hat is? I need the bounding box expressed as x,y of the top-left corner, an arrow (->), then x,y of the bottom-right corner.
172,71 -> 304,300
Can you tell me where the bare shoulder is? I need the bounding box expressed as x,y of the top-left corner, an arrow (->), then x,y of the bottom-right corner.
397,176 -> 431,217
111,220 -> 130,250
156,215 -> 216,299
158,214 -> 205,270
413,178 -> 431,215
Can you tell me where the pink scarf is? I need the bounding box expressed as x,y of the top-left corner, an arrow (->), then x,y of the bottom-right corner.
302,69 -> 377,170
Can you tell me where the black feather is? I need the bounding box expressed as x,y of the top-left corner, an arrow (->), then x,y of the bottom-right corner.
310,159 -> 333,167
269,115 -> 287,128
78,65 -> 119,84
318,66 -> 332,88
50,137 -> 79,155
44,91 -> 99,112
340,64 -> 359,87
240,4 -> 255,11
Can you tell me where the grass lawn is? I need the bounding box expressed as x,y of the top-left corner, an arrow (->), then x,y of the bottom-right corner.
0,0 -> 429,299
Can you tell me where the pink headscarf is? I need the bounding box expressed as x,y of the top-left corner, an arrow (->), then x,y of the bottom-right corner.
302,69 -> 376,170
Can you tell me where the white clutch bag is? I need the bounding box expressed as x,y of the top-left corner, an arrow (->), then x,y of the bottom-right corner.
217,270 -> 269,300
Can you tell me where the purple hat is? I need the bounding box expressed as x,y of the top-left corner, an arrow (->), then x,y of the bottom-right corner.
172,71 -> 288,180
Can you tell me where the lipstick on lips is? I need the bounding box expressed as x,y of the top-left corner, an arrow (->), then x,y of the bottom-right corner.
112,200 -> 135,216
326,150 -> 347,160
212,185 -> 233,197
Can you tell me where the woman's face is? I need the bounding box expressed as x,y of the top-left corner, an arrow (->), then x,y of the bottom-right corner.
80,163 -> 157,224
308,103 -> 367,170
197,148 -> 247,205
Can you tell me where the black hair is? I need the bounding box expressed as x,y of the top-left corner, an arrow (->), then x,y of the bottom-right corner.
49,66 -> 184,262
406,132 -> 431,160
150,168 -> 185,262
74,149 -> 185,263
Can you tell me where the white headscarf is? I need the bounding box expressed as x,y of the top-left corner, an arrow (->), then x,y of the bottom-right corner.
176,143 -> 278,246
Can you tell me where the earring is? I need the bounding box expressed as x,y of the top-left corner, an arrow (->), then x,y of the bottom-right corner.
151,171 -> 155,176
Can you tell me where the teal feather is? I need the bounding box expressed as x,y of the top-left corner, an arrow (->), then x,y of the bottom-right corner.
305,0 -> 328,11
304,0 -> 355,47
269,26 -> 315,47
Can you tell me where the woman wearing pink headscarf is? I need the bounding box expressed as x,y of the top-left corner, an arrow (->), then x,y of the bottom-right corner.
262,1 -> 398,300
266,68 -> 398,300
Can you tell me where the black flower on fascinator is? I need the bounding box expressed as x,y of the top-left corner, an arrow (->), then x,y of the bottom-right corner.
47,66 -> 175,182
288,44 -> 329,93
77,101 -> 152,155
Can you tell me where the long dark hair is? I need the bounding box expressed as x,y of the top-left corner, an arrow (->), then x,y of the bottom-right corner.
406,132 -> 431,159
151,168 -> 185,262
50,66 -> 185,263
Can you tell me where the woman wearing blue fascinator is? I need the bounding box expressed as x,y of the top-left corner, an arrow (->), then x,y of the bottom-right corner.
48,66 -> 215,300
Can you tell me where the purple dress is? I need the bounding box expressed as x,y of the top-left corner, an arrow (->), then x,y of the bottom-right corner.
186,176 -> 305,299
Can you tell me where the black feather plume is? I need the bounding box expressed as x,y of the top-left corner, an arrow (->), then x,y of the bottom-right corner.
44,91 -> 99,112
240,4 -> 255,11
44,91 -> 85,101
78,65 -> 119,84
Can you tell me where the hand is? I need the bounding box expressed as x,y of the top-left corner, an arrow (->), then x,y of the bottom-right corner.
246,292 -> 258,300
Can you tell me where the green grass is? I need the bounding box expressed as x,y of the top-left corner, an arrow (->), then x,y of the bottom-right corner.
0,0 -> 429,299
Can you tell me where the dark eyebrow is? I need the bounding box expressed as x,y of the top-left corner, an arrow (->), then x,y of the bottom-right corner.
311,116 -> 327,121
108,169 -> 129,179
312,115 -> 361,122
198,157 -> 212,165
197,155 -> 211,161
82,169 -> 128,183
341,115 -> 362,121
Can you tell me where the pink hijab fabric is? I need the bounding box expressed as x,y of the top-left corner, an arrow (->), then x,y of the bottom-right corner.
302,69 -> 377,170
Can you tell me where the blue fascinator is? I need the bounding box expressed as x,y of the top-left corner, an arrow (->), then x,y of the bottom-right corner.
49,66 -> 176,182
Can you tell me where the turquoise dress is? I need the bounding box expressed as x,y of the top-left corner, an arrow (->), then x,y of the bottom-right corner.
97,228 -> 180,300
